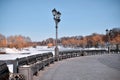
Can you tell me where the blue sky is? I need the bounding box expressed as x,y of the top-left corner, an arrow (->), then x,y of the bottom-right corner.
0,0 -> 120,41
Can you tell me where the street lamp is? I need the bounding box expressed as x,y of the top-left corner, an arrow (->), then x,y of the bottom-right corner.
106,29 -> 112,53
52,8 -> 61,61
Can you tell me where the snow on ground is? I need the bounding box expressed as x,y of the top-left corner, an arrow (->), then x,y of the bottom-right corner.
7,64 -> 13,73
83,47 -> 108,50
0,46 -> 54,60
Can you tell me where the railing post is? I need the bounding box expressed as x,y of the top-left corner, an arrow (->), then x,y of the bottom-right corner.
13,58 -> 19,73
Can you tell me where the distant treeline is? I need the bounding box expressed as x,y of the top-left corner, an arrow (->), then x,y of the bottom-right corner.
38,28 -> 120,48
0,28 -> 120,48
0,34 -> 34,48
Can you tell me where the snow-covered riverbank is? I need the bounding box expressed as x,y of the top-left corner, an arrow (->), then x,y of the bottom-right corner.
0,46 -> 54,60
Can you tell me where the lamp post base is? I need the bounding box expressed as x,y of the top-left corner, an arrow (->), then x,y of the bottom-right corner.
55,47 -> 59,61
108,47 -> 110,54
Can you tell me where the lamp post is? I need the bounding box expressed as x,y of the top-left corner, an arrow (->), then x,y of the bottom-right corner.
52,8 -> 61,61
106,29 -> 112,53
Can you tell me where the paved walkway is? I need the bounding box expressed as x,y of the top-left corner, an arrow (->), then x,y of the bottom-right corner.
34,54 -> 120,80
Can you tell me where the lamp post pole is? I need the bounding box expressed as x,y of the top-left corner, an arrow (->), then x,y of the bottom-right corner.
52,8 -> 61,61
106,29 -> 112,54
55,19 -> 59,61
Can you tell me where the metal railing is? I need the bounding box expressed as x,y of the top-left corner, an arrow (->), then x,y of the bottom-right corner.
14,49 -> 120,74
13,52 -> 54,73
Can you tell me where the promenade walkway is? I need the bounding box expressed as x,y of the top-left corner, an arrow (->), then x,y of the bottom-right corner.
34,54 -> 120,80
